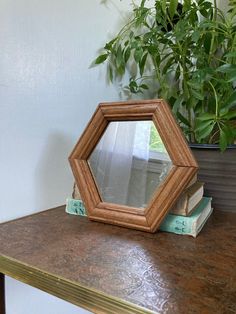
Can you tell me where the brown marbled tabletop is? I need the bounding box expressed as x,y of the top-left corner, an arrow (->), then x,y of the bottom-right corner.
0,206 -> 236,314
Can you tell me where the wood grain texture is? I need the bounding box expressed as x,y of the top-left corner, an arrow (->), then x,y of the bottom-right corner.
153,100 -> 198,167
0,207 -> 236,314
69,100 -> 198,232
69,107 -> 108,160
100,101 -> 158,120
0,273 -> 5,314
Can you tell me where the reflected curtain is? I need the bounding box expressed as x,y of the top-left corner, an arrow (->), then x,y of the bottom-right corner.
88,121 -> 172,208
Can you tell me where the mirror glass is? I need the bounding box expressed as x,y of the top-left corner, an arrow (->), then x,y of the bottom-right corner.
88,121 -> 173,208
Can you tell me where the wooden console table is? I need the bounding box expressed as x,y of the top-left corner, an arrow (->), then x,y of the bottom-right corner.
0,206 -> 236,314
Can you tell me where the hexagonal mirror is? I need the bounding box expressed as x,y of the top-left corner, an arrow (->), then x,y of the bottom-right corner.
88,121 -> 173,208
69,100 -> 198,232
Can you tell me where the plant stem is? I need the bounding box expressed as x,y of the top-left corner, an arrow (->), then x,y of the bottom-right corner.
208,81 -> 219,118
209,129 -> 220,144
208,0 -> 218,64
188,108 -> 195,142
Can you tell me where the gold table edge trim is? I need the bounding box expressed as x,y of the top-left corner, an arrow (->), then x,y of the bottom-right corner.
0,255 -> 155,314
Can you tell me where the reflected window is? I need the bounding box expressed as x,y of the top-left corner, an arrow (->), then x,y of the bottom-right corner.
88,121 -> 173,208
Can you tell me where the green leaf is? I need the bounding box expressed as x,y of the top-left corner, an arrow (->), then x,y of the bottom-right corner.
155,53 -> 161,67
225,52 -> 236,58
94,54 -> 108,64
196,113 -> 215,121
199,8 -> 209,18
177,111 -> 191,127
196,122 -> 215,140
140,0 -> 146,8
217,64 -> 236,74
195,119 -> 214,132
147,45 -> 158,56
161,0 -> 166,13
198,0 -> 206,6
183,0 -> 191,12
162,57 -> 175,74
203,33 -> 212,54
220,124 -> 236,150
143,32 -> 153,44
222,110 -> 236,120
192,30 -> 200,42
219,128 -> 228,151
190,88 -> 204,100
227,73 -> 236,83
139,53 -> 148,76
134,47 -> 143,63
189,10 -> 198,24
172,96 -> 184,114
169,0 -> 178,19
116,45 -> 124,68
129,80 -> 139,93
108,64 -> 113,82
104,38 -> 117,51
124,47 -> 131,63
222,124 -> 235,144
187,80 -> 202,90
140,84 -> 148,90
224,91 -> 236,109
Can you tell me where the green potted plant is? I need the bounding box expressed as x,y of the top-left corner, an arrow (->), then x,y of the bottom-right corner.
93,0 -> 236,211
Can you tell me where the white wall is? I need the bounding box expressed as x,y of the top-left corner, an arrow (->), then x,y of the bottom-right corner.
0,0 -> 130,313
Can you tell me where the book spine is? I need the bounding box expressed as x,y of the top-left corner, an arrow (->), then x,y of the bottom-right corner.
159,216 -> 192,235
66,198 -> 87,216
159,197 -> 211,236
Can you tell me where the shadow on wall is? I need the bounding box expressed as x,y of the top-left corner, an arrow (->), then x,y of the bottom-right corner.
34,132 -> 75,210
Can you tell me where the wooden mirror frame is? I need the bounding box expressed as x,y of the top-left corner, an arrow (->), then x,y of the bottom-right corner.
69,100 -> 198,232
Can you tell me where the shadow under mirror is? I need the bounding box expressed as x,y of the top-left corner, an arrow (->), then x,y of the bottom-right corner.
88,121 -> 173,208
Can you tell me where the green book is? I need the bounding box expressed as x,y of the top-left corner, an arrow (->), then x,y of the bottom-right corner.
66,197 -> 213,237
66,198 -> 87,216
159,197 -> 213,237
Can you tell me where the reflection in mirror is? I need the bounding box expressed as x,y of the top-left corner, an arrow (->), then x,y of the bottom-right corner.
88,121 -> 173,208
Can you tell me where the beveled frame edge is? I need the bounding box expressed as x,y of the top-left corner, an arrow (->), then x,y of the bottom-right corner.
69,99 -> 198,232
152,100 -> 198,167
69,159 -> 150,231
69,105 -> 109,160
0,255 -> 154,314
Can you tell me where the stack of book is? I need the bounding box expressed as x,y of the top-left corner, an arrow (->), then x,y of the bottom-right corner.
160,177 -> 213,237
66,178 -> 213,238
